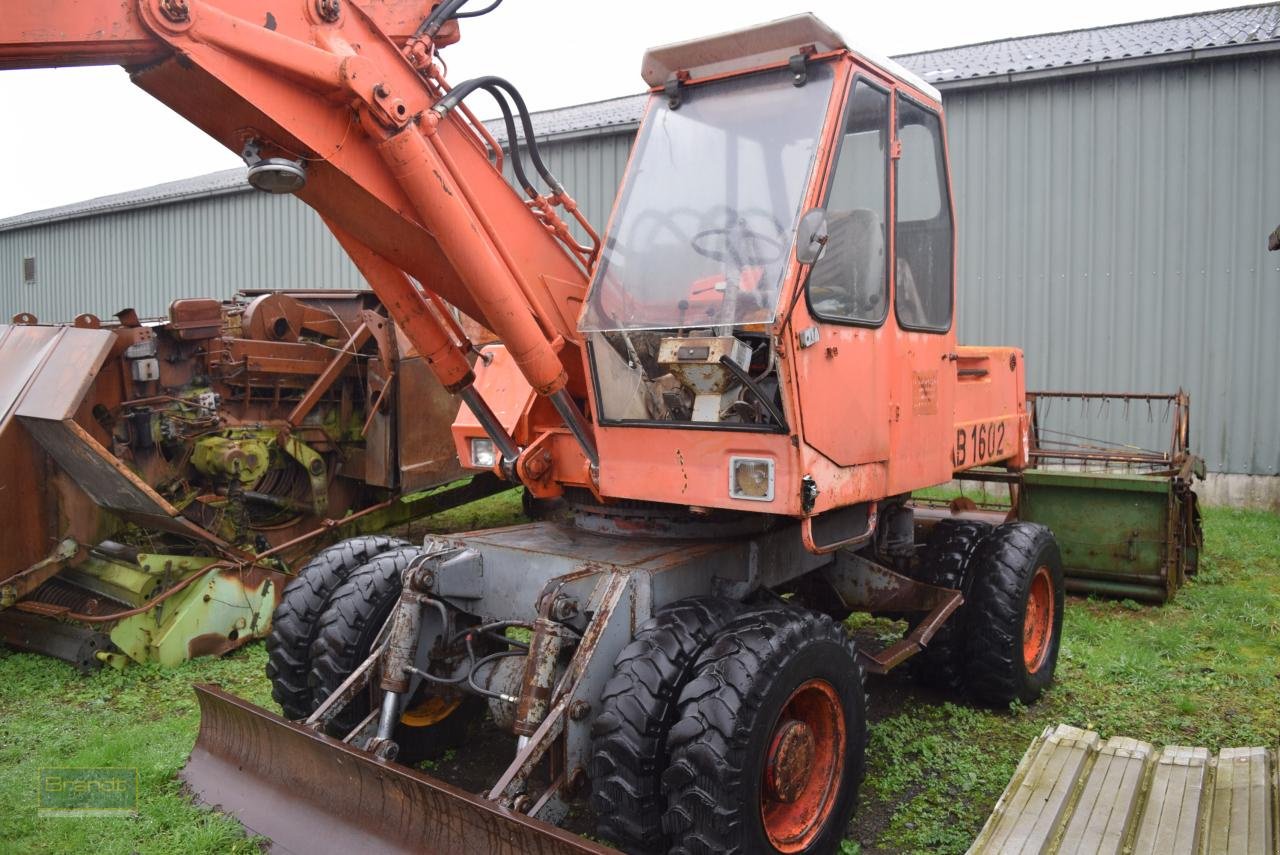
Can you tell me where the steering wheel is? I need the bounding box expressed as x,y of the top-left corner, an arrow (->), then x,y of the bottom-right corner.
691,221 -> 785,267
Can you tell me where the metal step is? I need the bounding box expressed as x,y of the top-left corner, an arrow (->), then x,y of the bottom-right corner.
970,724 -> 1278,854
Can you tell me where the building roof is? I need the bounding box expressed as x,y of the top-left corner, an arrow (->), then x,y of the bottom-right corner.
898,3 -> 1280,86
482,4 -> 1280,141
0,168 -> 248,234
4,4 -> 1278,232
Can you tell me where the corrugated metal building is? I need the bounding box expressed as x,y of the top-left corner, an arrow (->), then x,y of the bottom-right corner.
3,5 -> 1279,504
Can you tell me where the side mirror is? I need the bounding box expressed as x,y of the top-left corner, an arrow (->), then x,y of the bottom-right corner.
795,207 -> 829,265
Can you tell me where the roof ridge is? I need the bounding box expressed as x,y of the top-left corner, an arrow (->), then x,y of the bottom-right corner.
524,91 -> 647,116
893,2 -> 1278,58
0,167 -> 247,233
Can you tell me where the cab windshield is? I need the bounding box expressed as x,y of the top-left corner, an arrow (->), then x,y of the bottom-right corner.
580,62 -> 835,333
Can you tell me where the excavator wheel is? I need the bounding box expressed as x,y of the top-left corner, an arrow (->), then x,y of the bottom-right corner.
964,522 -> 1065,706
662,607 -> 866,855
308,545 -> 483,765
266,535 -> 407,720
589,596 -> 745,853
908,518 -> 992,692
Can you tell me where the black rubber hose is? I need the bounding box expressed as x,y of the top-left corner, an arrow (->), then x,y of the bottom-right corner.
454,0 -> 504,17
436,76 -> 565,197
487,78 -> 565,196
415,0 -> 469,38
719,354 -> 788,429
479,85 -> 537,196
416,0 -> 504,37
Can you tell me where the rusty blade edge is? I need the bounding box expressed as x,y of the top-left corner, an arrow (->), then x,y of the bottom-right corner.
181,683 -> 615,855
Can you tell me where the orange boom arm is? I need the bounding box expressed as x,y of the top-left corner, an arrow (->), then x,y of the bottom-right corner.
0,0 -> 598,469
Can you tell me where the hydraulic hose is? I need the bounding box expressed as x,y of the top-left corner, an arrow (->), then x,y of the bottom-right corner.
416,0 -> 505,39
415,0 -> 470,38
454,0 -> 504,17
474,85 -> 537,197
435,76 -> 566,197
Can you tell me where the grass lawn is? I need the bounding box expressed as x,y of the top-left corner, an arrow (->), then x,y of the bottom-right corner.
1,500 -> 1276,854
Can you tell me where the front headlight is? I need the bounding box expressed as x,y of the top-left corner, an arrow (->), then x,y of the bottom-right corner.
470,437 -> 497,468
729,456 -> 774,501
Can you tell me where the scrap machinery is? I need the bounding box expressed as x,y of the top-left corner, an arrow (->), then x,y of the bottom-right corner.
0,291 -> 491,668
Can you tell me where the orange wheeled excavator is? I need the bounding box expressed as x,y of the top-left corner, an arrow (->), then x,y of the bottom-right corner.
3,4 -> 1064,853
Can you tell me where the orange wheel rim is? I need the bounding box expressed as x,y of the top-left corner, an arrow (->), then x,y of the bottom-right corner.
760,678 -> 845,852
400,695 -> 461,728
1023,566 -> 1054,672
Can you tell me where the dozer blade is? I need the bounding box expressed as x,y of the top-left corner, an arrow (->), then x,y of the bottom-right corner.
183,684 -> 614,855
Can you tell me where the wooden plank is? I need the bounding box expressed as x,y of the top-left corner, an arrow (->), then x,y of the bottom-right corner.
976,729 -> 1279,855
1132,746 -> 1210,855
1206,747 -> 1273,854
1058,736 -> 1154,855
969,724 -> 1098,855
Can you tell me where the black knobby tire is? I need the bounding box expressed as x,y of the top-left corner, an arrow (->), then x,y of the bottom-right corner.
964,522 -> 1065,706
266,535 -> 406,720
589,597 -> 744,854
662,608 -> 867,855
908,518 -> 992,691
308,545 -> 480,764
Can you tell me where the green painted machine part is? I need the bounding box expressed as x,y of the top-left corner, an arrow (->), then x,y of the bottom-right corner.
931,391 -> 1204,604
0,474 -> 507,669
62,553 -> 218,606
1019,468 -> 1201,603
109,564 -> 277,666
279,434 -> 329,515
191,435 -> 272,485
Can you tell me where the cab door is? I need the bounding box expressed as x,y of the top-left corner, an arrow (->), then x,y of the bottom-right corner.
886,92 -> 958,494
793,77 -> 893,468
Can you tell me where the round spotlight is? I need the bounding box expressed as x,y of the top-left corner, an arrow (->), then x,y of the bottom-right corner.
247,159 -> 307,194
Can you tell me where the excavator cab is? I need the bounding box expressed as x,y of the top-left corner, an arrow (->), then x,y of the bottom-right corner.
567,15 -> 1002,529
581,60 -> 833,428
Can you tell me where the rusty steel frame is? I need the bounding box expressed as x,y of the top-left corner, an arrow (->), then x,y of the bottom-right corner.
1025,390 -> 1193,474
819,551 -> 964,674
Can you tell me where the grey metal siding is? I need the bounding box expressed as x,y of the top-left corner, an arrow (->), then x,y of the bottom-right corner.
1,189 -> 363,323
3,54 -> 1277,476
948,54 -> 1280,476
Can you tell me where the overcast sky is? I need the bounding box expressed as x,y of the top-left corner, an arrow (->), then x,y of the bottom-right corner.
0,0 -> 1213,218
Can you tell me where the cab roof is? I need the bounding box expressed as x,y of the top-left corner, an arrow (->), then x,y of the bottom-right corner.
640,13 -> 942,102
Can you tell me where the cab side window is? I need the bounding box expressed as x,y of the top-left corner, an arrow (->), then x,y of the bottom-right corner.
894,97 -> 953,331
806,81 -> 890,325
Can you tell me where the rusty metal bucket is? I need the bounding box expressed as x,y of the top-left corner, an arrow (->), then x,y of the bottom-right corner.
182,684 -> 612,855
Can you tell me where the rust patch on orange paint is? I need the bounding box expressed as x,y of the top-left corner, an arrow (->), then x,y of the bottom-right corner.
912,370 -> 938,415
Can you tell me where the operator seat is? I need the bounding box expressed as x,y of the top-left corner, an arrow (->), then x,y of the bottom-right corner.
807,208 -> 885,320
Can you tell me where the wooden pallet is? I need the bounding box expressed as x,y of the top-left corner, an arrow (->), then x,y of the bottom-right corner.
969,724 -> 1278,854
